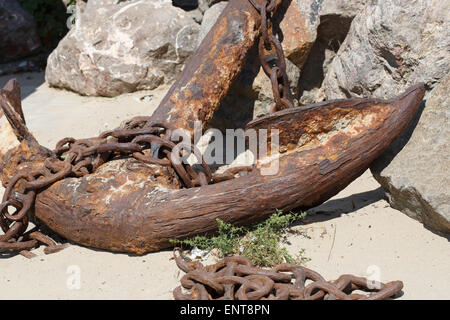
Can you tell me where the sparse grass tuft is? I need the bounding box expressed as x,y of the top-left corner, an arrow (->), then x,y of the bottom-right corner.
171,209 -> 310,267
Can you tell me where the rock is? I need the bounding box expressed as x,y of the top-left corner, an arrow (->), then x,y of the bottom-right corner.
0,0 -> 41,63
319,0 -> 367,18
278,0 -> 318,69
198,0 -> 225,12
297,0 -> 368,105
46,0 -> 200,97
320,0 -> 450,100
370,74 -> 450,234
251,58 -> 301,118
198,2 -> 228,44
189,8 -> 204,24
318,0 -> 450,232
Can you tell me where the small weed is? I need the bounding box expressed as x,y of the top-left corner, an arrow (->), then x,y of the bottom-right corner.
171,210 -> 310,267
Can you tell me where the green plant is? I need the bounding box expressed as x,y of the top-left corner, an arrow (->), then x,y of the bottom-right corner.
171,210 -> 310,267
19,0 -> 73,45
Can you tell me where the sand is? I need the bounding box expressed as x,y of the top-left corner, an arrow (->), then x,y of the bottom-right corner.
0,72 -> 448,299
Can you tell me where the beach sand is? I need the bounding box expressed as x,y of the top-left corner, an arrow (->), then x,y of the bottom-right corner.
0,72 -> 448,299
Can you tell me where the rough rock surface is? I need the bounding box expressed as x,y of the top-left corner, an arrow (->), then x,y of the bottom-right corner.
319,0 -> 367,17
371,74 -> 450,234
320,0 -> 450,100
297,0 -> 367,105
46,0 -> 200,97
278,0 -> 320,69
197,2 -> 228,44
318,0 -> 449,232
0,0 -> 41,63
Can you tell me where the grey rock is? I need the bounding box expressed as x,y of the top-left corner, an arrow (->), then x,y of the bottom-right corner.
297,0 -> 368,105
198,2 -> 228,44
371,73 -> 450,234
197,0 -> 210,13
198,0 -> 225,13
0,0 -> 41,63
319,0 -> 366,18
46,0 -> 200,97
318,0 -> 450,232
320,0 -> 450,100
252,59 -> 301,118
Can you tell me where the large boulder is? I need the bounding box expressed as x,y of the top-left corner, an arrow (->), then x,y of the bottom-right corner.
318,0 -> 450,233
297,0 -> 368,105
320,0 -> 450,100
46,0 -> 200,97
371,74 -> 450,234
319,0 -> 367,18
197,1 -> 228,43
0,0 -> 41,63
197,0 -> 224,13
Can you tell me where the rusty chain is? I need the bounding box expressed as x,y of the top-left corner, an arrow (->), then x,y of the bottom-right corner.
250,0 -> 294,114
0,117 -> 253,257
172,248 -> 403,300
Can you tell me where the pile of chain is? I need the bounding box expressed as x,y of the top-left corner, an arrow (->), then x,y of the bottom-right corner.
250,0 -> 294,114
173,248 -> 403,300
0,116 -> 251,257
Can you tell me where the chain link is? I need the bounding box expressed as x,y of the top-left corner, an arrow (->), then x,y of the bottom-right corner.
250,0 -> 294,113
172,248 -> 403,300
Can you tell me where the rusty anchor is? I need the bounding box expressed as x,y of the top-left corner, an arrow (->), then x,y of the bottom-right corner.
0,0 -> 425,257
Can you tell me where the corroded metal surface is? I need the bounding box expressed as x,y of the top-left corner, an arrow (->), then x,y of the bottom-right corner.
0,0 -> 425,257
149,0 -> 280,133
30,84 -> 424,254
0,79 -> 53,183
172,248 -> 403,300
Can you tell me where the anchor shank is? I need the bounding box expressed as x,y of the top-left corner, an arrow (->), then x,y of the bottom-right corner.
148,0 -> 282,134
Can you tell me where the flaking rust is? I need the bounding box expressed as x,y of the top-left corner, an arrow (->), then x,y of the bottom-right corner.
13,83 -> 423,254
0,0 -> 425,256
172,248 -> 404,300
150,0 -> 279,133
